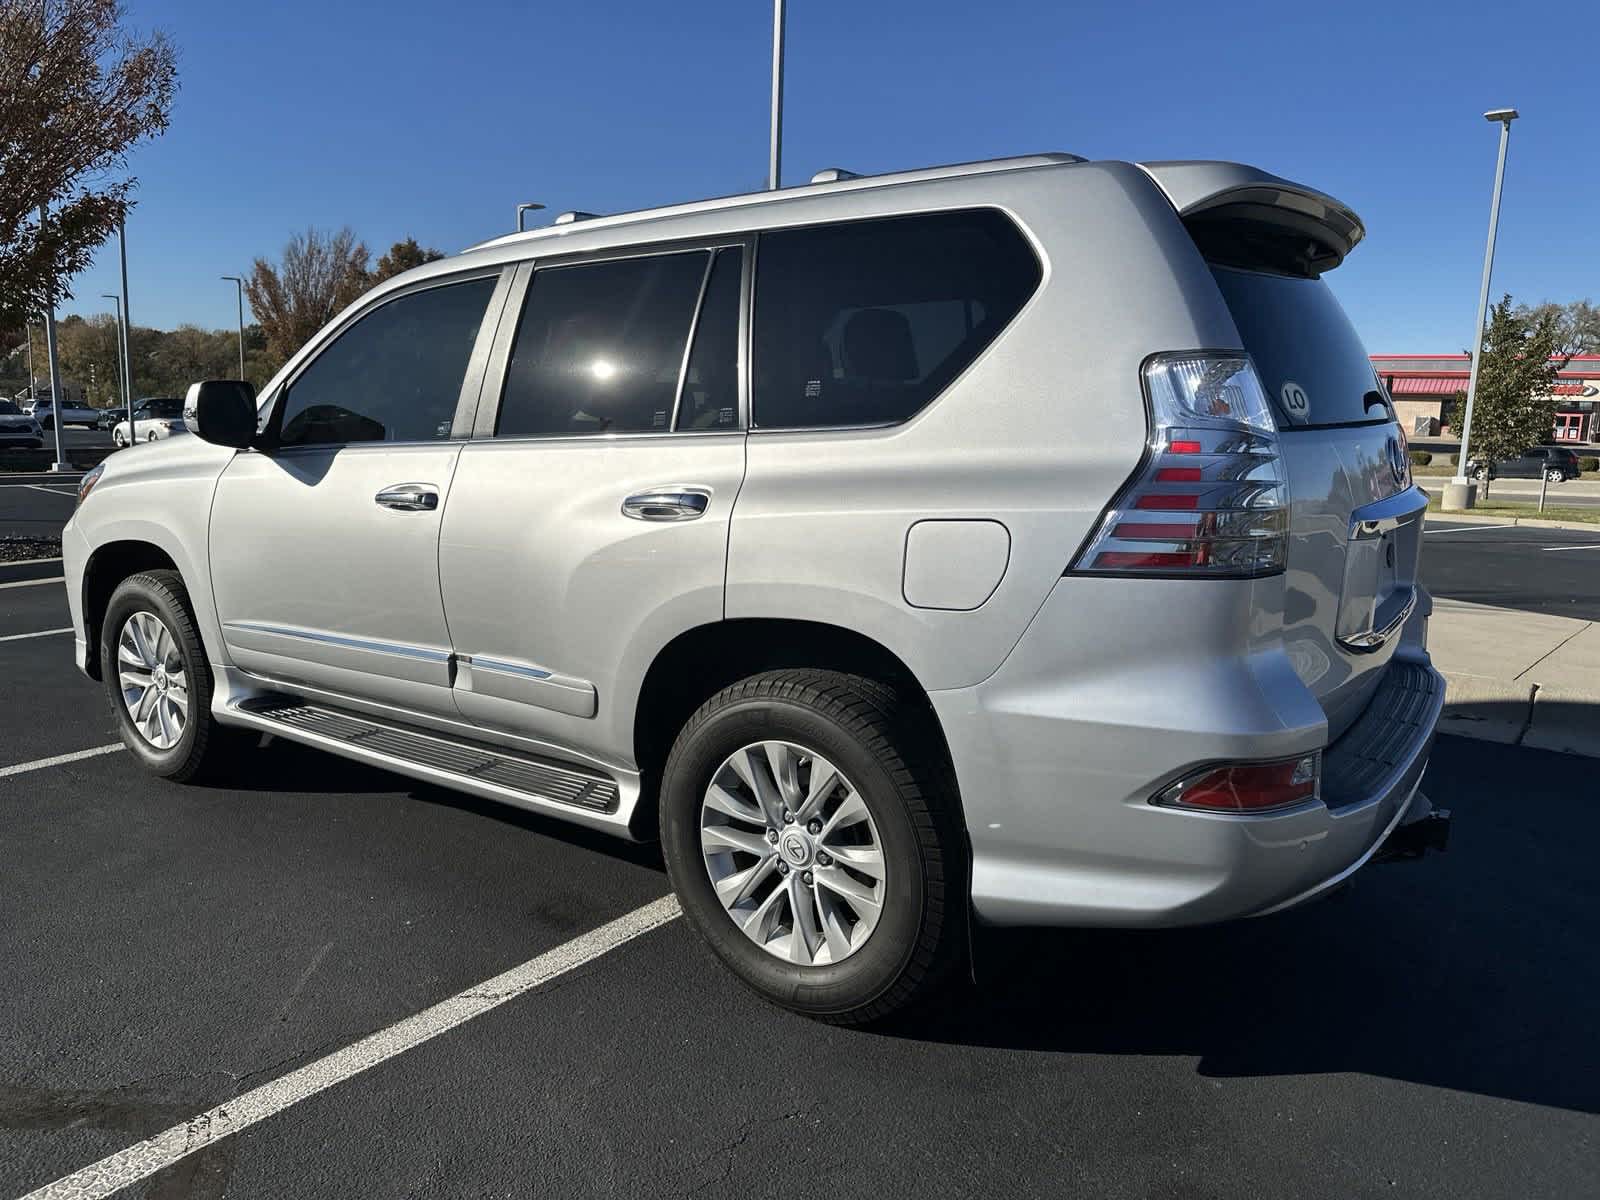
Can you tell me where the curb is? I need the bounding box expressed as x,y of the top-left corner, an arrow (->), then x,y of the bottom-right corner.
1431,512 -> 1600,534
1440,670 -> 1600,759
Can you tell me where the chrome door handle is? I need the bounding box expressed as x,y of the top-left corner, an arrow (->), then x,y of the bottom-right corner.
375,483 -> 439,511
621,487 -> 711,521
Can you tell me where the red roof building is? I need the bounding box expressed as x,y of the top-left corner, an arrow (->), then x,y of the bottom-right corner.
1370,354 -> 1600,445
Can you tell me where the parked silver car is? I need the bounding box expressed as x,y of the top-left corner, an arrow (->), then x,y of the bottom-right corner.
63,154 -> 1447,1022
0,399 -> 45,448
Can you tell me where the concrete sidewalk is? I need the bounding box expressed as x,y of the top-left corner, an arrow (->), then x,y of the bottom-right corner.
1429,596 -> 1599,756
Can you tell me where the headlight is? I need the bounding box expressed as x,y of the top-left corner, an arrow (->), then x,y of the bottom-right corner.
76,463 -> 106,507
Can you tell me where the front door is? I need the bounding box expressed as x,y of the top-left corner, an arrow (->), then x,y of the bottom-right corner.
210,270 -> 509,718
440,244 -> 747,768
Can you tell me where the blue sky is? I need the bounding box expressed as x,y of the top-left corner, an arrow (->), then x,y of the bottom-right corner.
57,0 -> 1596,353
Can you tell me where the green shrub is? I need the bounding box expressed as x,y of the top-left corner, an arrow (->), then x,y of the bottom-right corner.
1580,457 -> 1599,473
1408,450 -> 1432,467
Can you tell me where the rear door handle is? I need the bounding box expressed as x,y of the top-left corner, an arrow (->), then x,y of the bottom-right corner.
375,483 -> 439,511
621,487 -> 711,521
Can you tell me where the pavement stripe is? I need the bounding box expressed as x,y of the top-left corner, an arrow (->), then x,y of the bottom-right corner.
0,576 -> 64,590
0,556 -> 63,566
0,626 -> 72,643
1424,524 -> 1506,535
0,743 -> 124,778
1541,544 -> 1600,552
19,894 -> 683,1200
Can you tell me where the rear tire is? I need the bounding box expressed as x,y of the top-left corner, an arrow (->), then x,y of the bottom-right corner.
100,570 -> 242,782
660,669 -> 965,1025
1545,468 -> 1564,484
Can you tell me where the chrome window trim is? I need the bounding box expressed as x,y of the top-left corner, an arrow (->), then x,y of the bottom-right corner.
669,252 -> 717,433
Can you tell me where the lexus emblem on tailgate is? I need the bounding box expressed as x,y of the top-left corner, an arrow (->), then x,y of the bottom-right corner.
1388,436 -> 1408,488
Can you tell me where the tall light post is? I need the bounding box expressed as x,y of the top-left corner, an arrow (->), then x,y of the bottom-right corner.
116,217 -> 133,428
221,275 -> 246,379
101,293 -> 132,440
24,320 -> 37,400
39,203 -> 68,472
516,202 -> 545,232
768,0 -> 786,190
1446,107 -> 1519,511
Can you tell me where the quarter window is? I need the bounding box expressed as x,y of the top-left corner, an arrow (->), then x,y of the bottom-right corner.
278,276 -> 497,447
752,210 -> 1041,429
497,251 -> 710,438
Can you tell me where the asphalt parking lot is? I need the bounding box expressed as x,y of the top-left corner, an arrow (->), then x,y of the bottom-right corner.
2,501 -> 1597,1199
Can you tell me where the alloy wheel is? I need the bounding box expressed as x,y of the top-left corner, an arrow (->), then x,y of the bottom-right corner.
116,610 -> 189,750
700,740 -> 887,966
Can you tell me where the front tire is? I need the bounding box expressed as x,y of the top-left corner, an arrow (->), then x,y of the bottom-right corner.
101,570 -> 236,782
660,669 -> 964,1025
1545,468 -> 1564,484
112,429 -> 127,447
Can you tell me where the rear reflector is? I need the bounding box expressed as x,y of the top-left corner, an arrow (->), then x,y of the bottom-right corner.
1070,354 -> 1287,579
1155,753 -> 1321,813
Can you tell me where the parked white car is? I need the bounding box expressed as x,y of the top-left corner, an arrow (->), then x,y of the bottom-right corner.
112,397 -> 188,446
0,399 -> 45,448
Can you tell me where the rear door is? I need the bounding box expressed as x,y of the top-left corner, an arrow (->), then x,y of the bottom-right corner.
438,241 -> 748,767
1209,265 -> 1424,739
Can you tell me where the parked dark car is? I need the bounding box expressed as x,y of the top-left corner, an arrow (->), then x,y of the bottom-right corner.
1468,446 -> 1581,484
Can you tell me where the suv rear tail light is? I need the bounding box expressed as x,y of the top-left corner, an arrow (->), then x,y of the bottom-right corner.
1071,353 -> 1286,577
1155,753 -> 1321,813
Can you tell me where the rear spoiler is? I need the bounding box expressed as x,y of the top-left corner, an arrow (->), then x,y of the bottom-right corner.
1137,160 -> 1365,277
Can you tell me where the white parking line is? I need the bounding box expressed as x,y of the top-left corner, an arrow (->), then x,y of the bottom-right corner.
0,626 -> 72,643
20,894 -> 683,1200
0,576 -> 64,590
20,484 -> 75,497
0,743 -> 123,778
0,556 -> 62,566
1424,524 -> 1505,535
1541,543 -> 1600,552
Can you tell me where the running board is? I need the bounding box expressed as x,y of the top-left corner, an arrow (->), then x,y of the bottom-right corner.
232,697 -> 621,814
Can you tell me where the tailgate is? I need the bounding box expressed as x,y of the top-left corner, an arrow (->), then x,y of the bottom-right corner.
1211,262 -> 1424,740
1139,161 -> 1424,740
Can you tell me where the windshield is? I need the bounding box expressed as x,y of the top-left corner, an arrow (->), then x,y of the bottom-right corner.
138,399 -> 183,418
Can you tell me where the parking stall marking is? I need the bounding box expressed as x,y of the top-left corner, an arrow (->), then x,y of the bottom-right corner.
0,627 -> 72,643
0,744 -> 124,779
1423,524 -> 1508,535
0,556 -> 62,566
1540,543 -> 1600,552
0,576 -> 64,590
17,894 -> 682,1200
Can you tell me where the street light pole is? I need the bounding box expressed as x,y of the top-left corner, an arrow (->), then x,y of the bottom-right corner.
24,321 -> 36,400
516,203 -> 545,232
221,276 -> 246,378
39,203 -> 68,473
768,0 -> 786,190
117,217 -> 133,429
101,294 -> 128,437
1448,107 -> 1519,510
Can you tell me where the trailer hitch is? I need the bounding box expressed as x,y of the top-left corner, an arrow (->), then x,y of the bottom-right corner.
1374,792 -> 1451,864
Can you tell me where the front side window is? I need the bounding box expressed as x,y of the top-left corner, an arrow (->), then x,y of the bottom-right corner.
752,209 -> 1041,429
497,251 -> 709,438
278,276 -> 497,447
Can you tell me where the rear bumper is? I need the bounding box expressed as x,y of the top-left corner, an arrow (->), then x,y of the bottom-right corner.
930,580 -> 1444,928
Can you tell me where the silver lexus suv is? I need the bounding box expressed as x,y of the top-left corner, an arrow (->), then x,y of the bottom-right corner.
63,154 -> 1447,1023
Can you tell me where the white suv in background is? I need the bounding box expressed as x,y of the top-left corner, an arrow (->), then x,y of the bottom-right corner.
62,154 -> 1448,1024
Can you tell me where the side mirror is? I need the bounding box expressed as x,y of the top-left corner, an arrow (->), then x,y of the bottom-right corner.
185,380 -> 257,449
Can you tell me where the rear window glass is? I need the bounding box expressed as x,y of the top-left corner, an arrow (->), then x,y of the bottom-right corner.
1211,266 -> 1389,428
752,209 -> 1040,429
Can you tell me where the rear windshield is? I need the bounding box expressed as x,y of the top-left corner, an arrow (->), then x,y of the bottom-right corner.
1211,266 -> 1389,429
142,399 -> 183,417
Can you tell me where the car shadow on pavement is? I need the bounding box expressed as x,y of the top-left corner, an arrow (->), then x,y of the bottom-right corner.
889,736 -> 1600,1116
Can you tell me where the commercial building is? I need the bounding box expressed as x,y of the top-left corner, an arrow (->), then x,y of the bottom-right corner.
1372,354 -> 1600,445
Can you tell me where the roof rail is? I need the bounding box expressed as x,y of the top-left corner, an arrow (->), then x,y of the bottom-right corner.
810,167 -> 861,184
553,210 -> 602,225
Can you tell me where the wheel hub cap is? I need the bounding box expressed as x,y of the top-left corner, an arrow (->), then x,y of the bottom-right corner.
116,610 -> 188,751
699,740 -> 887,967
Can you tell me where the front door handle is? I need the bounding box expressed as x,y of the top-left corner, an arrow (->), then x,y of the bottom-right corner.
375,483 -> 439,511
621,487 -> 711,521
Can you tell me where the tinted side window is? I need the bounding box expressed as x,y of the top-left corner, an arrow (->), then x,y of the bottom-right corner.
752,210 -> 1040,429
498,252 -> 709,438
279,277 -> 497,447
676,247 -> 742,430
